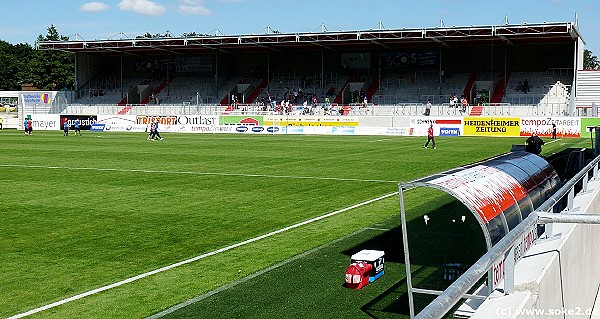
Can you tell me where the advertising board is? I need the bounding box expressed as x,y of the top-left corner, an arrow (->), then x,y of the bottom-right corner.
29,114 -> 60,130
520,117 -> 581,138
264,116 -> 359,127
463,117 -> 520,137
97,115 -> 146,132
410,117 -> 462,136
60,115 -> 98,130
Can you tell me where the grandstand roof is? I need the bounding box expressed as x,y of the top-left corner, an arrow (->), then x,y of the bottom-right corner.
37,22 -> 581,56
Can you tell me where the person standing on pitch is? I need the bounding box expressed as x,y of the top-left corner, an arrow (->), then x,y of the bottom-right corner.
152,120 -> 163,141
423,124 -> 436,149
147,122 -> 154,140
74,119 -> 81,136
63,120 -> 69,136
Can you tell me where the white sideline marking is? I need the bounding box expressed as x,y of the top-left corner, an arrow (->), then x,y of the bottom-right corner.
0,164 -> 398,184
147,227 -> 386,318
365,227 -> 391,231
544,138 -> 561,145
7,191 -> 399,319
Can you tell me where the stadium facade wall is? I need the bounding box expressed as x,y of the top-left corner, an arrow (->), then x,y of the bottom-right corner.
469,175 -> 600,319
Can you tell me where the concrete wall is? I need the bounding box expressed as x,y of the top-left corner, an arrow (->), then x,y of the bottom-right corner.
470,177 -> 600,319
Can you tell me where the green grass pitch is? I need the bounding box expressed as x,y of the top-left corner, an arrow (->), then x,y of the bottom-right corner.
0,130 -> 587,318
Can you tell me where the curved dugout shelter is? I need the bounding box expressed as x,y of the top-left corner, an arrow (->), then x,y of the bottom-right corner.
399,151 -> 560,317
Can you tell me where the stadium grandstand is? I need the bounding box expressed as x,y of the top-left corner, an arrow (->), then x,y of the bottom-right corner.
31,21 -> 596,120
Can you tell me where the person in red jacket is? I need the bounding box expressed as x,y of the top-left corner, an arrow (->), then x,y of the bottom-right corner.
423,124 -> 436,149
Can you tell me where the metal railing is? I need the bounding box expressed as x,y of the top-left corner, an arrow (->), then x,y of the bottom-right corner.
480,103 -> 570,116
41,101 -> 574,117
415,153 -> 600,319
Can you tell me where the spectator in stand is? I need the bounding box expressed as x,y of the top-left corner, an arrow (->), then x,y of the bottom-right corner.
423,100 -> 432,116
516,81 -> 524,92
522,79 -> 530,93
460,96 -> 468,113
332,106 -> 340,116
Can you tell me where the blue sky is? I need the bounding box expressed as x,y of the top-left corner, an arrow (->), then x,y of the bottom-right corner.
1,0 -> 599,54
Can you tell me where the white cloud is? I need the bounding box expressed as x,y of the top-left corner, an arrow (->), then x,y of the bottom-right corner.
79,2 -> 109,12
178,0 -> 212,15
118,0 -> 166,16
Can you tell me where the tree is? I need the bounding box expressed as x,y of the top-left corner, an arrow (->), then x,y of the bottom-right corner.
0,40 -> 34,90
584,49 -> 600,70
182,32 -> 207,38
30,25 -> 75,90
136,31 -> 173,39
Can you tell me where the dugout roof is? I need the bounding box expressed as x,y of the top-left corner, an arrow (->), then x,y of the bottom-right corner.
37,22 -> 581,57
400,151 -> 560,248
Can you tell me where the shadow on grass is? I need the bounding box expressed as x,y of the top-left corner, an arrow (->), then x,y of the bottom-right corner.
342,193 -> 488,318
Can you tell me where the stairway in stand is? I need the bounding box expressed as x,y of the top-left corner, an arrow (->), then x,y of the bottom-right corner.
245,78 -> 269,104
365,76 -> 380,103
140,77 -> 174,105
469,105 -> 483,116
117,105 -> 133,115
333,78 -> 350,104
491,71 -> 510,103
116,96 -> 132,114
